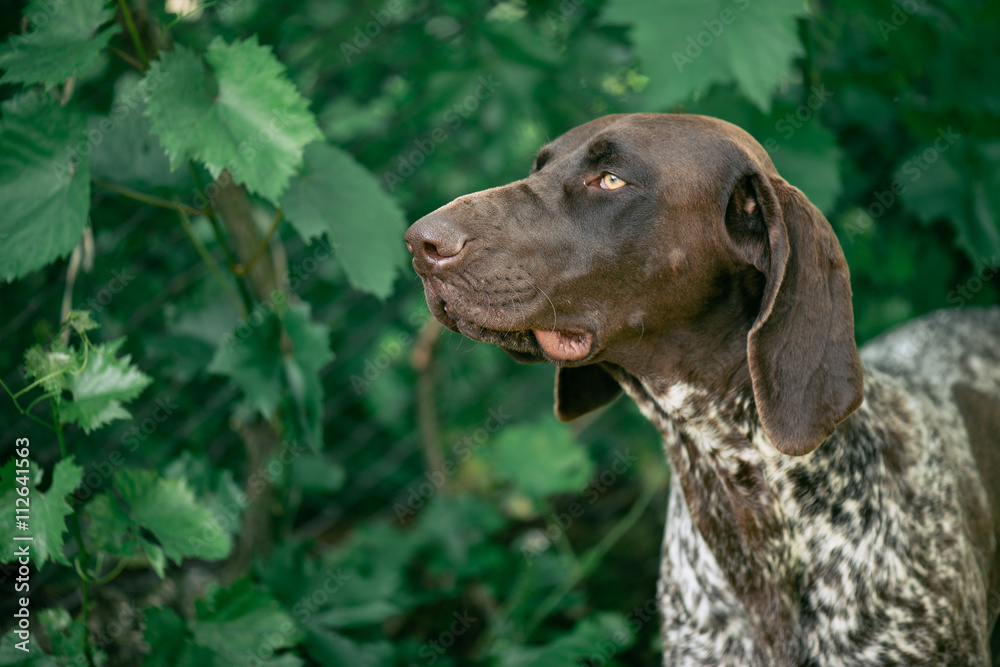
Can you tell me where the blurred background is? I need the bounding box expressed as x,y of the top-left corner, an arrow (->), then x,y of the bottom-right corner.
1,0 -> 998,664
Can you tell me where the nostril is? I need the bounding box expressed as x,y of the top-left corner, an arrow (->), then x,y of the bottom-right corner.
424,241 -> 443,261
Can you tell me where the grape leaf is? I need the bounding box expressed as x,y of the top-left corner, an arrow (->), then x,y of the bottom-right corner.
0,92 -> 90,282
281,141 -> 408,299
0,458 -> 83,567
0,0 -> 119,88
113,469 -> 233,564
606,0 -> 807,111
143,37 -> 322,205
56,339 -> 153,434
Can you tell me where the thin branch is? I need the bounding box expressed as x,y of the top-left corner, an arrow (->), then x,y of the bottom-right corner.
108,44 -> 144,71
116,0 -> 148,70
92,178 -> 202,216
176,207 -> 246,317
188,163 -> 255,314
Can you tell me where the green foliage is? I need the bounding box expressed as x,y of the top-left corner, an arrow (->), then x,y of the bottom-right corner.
0,458 -> 82,566
0,0 -> 997,665
144,37 -> 322,205
0,0 -> 119,87
0,92 -> 90,282
281,142 -> 409,299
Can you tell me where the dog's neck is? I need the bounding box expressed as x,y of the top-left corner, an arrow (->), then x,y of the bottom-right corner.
601,363 -> 805,663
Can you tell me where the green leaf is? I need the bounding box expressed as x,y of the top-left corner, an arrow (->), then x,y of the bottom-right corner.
208,306 -> 284,416
113,469 -> 233,564
89,74 -> 189,191
24,341 -> 78,394
486,420 -> 594,500
607,0 -> 807,111
0,0 -> 119,88
0,458 -> 83,567
143,608 -> 220,667
900,140 -> 1000,263
192,579 -> 302,665
209,303 -> 332,433
144,37 -> 322,204
302,627 -> 393,667
690,87 -> 843,213
498,613 -> 634,667
280,141 -> 409,299
0,92 -> 90,282
57,340 -> 153,434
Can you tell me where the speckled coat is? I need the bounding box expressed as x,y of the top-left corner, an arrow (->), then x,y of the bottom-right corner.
605,308 -> 1000,666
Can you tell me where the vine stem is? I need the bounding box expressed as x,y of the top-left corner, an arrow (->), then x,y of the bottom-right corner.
52,398 -> 95,667
188,163 -> 255,315
92,178 -> 202,217
116,0 -> 148,70
177,208 -> 246,316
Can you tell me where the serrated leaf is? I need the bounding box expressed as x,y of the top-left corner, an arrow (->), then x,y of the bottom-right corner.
281,141 -> 408,299
24,342 -> 78,394
0,0 -> 119,87
607,0 -> 807,111
487,420 -> 594,499
144,37 -> 322,204
0,92 -> 90,282
57,340 -> 152,433
0,458 -> 83,567
114,469 -> 232,564
192,579 -> 302,664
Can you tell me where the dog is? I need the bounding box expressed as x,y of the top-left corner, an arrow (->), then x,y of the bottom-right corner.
404,113 -> 1000,665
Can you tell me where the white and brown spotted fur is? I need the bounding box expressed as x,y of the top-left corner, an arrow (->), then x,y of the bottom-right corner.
405,113 -> 1000,665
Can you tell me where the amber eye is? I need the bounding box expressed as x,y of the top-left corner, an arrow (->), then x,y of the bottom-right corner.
599,172 -> 626,190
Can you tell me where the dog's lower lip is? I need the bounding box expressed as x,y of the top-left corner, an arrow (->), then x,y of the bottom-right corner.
533,329 -> 593,361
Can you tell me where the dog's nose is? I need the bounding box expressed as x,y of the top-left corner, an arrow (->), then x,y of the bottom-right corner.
405,214 -> 468,270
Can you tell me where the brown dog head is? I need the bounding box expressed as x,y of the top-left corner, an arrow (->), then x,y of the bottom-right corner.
405,113 -> 863,455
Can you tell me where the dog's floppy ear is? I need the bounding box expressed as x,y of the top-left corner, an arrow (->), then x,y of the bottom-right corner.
724,172 -> 864,455
554,364 -> 622,421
